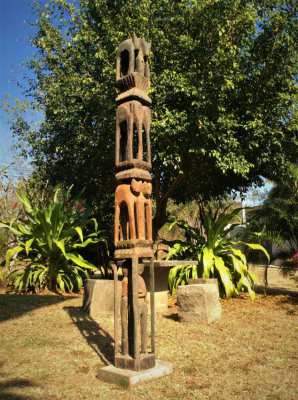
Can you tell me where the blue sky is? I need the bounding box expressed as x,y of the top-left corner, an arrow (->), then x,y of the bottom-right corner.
0,0 -> 39,178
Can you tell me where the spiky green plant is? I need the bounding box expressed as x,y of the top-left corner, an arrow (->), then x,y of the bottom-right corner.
0,188 -> 107,293
167,208 -> 270,299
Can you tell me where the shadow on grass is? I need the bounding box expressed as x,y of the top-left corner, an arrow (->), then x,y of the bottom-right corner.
163,313 -> 179,322
277,295 -> 298,307
64,306 -> 114,365
0,363 -> 37,400
0,379 -> 37,400
0,293 -> 70,324
255,285 -> 298,297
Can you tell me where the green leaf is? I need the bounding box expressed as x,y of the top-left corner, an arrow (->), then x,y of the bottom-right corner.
90,218 -> 98,232
73,238 -> 99,248
14,273 -> 24,290
248,270 -> 257,284
243,242 -> 270,263
75,274 -> 83,290
57,274 -> 65,292
53,188 -> 61,203
237,276 -> 256,300
192,264 -> 198,280
168,265 -> 184,294
54,239 -> 66,257
0,222 -> 22,236
214,256 -> 235,298
74,226 -> 83,242
17,192 -> 33,214
25,239 -> 34,255
66,252 -> 96,270
168,265 -> 179,293
62,273 -> 73,291
45,206 -> 53,224
0,222 -> 10,230
166,243 -> 186,260
227,254 -> 247,275
168,219 -> 178,232
5,246 -> 24,268
16,222 -> 31,236
229,247 -> 247,266
202,247 -> 214,278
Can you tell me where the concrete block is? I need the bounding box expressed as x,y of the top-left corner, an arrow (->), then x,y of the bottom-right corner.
250,264 -> 298,290
97,360 -> 173,387
82,279 -> 121,317
177,283 -> 221,323
143,266 -> 169,312
82,277 -> 168,317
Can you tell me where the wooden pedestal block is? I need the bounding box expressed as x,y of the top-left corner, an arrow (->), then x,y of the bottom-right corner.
115,353 -> 155,371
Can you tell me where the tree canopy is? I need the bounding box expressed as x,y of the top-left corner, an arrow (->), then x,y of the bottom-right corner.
12,0 -> 298,234
249,163 -> 298,254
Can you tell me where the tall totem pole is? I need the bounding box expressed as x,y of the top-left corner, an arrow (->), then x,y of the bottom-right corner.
113,35 -> 155,371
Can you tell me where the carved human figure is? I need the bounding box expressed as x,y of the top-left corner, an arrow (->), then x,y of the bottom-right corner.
120,265 -> 148,356
115,101 -> 151,164
121,267 -> 129,355
114,179 -> 152,245
137,264 -> 148,353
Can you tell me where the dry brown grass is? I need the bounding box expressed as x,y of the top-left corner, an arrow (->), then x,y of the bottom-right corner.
0,289 -> 297,400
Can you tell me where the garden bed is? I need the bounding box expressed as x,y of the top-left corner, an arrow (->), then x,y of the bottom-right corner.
0,289 -> 297,400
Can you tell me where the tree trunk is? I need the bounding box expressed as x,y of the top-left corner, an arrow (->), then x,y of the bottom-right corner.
153,170 -> 184,240
153,195 -> 168,240
49,276 -> 57,292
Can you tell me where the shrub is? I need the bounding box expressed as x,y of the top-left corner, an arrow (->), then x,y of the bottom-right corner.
0,188 -> 107,293
167,207 -> 270,299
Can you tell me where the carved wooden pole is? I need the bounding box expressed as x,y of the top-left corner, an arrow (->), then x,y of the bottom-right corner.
114,35 -> 155,371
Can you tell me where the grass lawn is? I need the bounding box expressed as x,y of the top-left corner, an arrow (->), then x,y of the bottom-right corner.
0,289 -> 297,400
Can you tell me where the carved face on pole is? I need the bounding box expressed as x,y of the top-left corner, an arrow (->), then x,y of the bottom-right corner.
132,34 -> 151,76
131,179 -> 152,197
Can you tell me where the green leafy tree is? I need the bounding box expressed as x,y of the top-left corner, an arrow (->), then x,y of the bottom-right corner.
0,167 -> 24,282
167,207 -> 270,299
0,188 -> 107,293
249,163 -> 298,255
11,0 -> 298,236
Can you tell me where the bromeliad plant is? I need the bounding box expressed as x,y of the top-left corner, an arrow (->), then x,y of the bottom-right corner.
0,188 -> 107,293
167,207 -> 270,299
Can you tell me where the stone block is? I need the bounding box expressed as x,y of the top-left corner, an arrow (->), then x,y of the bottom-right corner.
150,291 -> 168,312
249,264 -> 298,290
143,266 -> 169,312
82,277 -> 166,316
82,279 -> 121,317
97,359 -> 173,387
177,283 -> 221,323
